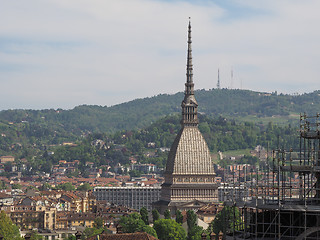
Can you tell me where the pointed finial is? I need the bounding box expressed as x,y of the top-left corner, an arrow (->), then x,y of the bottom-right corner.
181,18 -> 198,126
186,19 -> 193,83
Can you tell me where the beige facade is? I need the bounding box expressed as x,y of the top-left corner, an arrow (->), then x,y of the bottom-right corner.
196,202 -> 223,224
9,206 -> 56,230
8,191 -> 96,231
60,192 -> 95,213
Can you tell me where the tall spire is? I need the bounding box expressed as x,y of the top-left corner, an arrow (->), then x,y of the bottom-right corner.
186,19 -> 193,86
181,19 -> 198,127
156,19 -> 218,210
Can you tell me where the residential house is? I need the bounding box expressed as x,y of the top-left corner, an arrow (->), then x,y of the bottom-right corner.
196,203 -> 223,224
9,205 -> 56,230
60,192 -> 84,212
0,192 -> 13,206
0,156 -> 15,163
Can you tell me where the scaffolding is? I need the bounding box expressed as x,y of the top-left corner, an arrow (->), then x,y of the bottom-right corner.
227,113 -> 320,239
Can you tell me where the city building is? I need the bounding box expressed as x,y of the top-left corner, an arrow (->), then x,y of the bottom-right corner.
0,192 -> 13,206
196,202 -> 223,224
0,155 -> 15,163
132,163 -> 157,173
93,186 -> 161,211
154,20 -> 218,214
10,205 -> 56,230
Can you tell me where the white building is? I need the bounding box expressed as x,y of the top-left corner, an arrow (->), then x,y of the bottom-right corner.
93,186 -> 161,210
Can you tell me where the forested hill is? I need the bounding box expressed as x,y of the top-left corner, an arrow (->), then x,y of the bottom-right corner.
1,89 -> 320,134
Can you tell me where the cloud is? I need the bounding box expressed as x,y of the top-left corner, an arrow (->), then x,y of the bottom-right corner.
0,0 -> 320,110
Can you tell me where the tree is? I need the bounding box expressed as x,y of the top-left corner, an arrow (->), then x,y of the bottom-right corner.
55,182 -> 75,191
187,210 -> 197,231
199,122 -> 210,134
4,163 -> 12,173
129,170 -> 141,178
77,183 -> 92,191
140,225 -> 158,238
175,210 -> 183,224
82,227 -> 103,239
119,213 -> 145,233
153,219 -> 186,240
0,211 -> 22,240
152,209 -> 160,222
65,235 -> 76,240
93,217 -> 104,229
11,183 -> 22,189
164,209 -> 171,219
26,231 -> 43,240
210,206 -> 242,235
40,162 -> 52,173
39,182 -> 52,191
140,207 -> 149,225
187,225 -> 203,240
118,213 -> 157,237
187,210 -> 202,240
0,181 -> 7,190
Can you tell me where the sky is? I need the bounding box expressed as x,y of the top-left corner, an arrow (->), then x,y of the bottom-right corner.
1,0 -> 320,110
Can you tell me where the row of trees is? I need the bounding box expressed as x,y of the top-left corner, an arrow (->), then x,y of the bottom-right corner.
119,209 -> 187,240
0,206 -> 241,240
118,207 -> 242,240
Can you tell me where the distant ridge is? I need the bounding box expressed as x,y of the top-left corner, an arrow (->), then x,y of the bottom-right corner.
0,89 -> 320,133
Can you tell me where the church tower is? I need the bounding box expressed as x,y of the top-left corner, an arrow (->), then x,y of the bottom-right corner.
155,21 -> 218,213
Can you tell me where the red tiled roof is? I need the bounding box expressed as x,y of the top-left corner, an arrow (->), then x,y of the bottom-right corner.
0,193 -> 12,199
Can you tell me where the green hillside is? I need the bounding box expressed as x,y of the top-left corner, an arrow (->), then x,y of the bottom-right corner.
0,114 -> 300,174
0,89 -> 319,136
0,88 -> 315,169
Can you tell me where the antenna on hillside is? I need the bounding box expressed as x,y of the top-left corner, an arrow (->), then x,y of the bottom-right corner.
230,67 -> 234,89
217,68 -> 221,89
